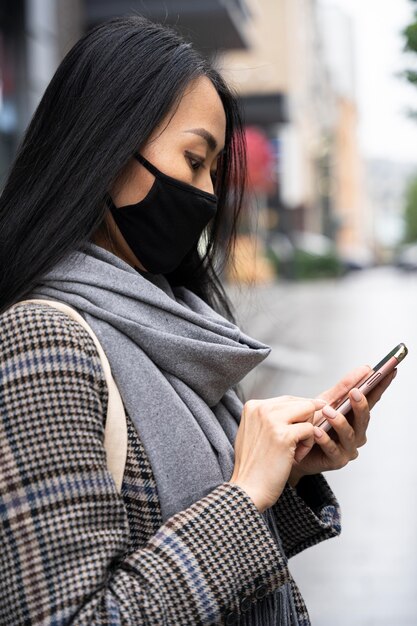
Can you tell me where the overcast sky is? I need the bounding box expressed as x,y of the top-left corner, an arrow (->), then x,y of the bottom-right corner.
322,0 -> 417,164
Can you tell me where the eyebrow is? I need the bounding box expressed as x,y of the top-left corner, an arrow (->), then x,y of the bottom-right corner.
184,128 -> 219,152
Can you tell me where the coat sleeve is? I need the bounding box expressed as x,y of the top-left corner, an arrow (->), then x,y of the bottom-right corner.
0,303 -> 290,626
271,474 -> 342,559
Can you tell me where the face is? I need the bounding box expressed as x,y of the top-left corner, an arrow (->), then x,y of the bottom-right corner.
94,76 -> 226,271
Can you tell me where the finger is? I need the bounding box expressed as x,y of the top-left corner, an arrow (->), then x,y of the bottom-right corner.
290,422 -> 316,463
348,387 -> 370,446
312,425 -> 346,466
272,398 -> 327,424
255,395 -> 327,413
321,404 -> 358,459
317,365 -> 372,405
365,368 -> 397,410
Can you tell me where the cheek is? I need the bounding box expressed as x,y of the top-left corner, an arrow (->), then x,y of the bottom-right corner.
111,161 -> 155,207
143,140 -> 193,184
158,158 -> 191,181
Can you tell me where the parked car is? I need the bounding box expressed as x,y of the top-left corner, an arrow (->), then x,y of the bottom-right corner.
394,242 -> 417,271
338,246 -> 375,272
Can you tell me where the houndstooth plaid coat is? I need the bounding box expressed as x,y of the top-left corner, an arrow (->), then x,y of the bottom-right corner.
0,303 -> 341,625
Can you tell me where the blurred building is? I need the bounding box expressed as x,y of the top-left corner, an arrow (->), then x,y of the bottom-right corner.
0,0 -> 26,177
84,0 -> 251,53
0,0 -> 251,184
0,0 -> 84,181
0,0 -> 367,277
365,158 -> 417,257
221,0 -> 367,269
221,0 -> 337,236
318,3 -> 368,265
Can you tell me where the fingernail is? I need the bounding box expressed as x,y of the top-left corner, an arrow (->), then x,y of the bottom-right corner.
392,369 -> 398,379
314,398 -> 327,407
351,388 -> 362,402
322,405 -> 337,419
314,426 -> 323,438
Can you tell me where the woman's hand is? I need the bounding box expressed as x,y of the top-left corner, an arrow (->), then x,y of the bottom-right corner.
230,395 -> 327,513
288,365 -> 398,487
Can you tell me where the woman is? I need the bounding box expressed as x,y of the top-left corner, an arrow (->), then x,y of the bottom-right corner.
0,16 -> 395,626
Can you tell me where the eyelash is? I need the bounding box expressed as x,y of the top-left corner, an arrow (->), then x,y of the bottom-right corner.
185,152 -> 217,184
185,151 -> 204,171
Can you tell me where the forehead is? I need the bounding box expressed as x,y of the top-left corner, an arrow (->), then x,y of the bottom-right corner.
159,77 -> 226,147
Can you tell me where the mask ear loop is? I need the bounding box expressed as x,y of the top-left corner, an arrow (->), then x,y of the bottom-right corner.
134,152 -> 161,178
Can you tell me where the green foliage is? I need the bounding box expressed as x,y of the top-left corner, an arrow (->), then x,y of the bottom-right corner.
291,249 -> 343,280
403,21 -> 417,53
398,6 -> 417,245
402,6 -> 417,118
403,69 -> 417,85
404,175 -> 417,243
266,246 -> 343,280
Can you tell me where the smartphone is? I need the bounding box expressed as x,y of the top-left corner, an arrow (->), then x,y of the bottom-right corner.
317,342 -> 408,433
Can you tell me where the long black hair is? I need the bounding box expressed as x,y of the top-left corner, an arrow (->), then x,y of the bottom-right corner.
0,16 -> 247,318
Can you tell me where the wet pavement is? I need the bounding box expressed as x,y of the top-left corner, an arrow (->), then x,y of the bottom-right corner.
227,267 -> 417,626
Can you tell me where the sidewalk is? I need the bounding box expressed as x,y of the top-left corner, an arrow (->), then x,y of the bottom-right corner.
227,267 -> 417,626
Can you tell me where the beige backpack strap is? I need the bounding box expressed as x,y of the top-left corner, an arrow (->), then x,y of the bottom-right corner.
15,299 -> 128,493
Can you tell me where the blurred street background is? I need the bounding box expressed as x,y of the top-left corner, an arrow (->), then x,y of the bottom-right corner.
228,268 -> 417,626
2,0 -> 417,623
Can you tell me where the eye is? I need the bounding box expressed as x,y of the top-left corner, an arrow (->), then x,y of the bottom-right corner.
185,151 -> 204,172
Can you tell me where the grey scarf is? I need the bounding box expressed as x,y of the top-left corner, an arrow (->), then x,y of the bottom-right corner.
28,241 -> 298,625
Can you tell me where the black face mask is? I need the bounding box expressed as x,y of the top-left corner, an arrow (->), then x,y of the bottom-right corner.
109,152 -> 218,275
